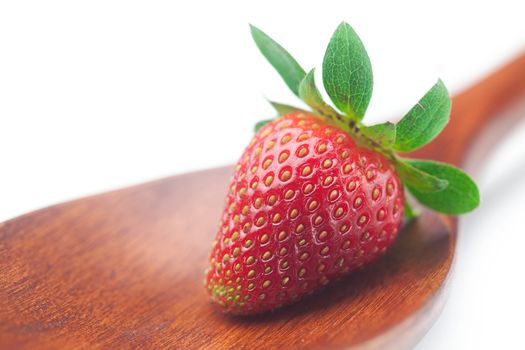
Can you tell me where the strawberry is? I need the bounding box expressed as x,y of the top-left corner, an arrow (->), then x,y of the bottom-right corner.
205,23 -> 479,315
205,112 -> 403,314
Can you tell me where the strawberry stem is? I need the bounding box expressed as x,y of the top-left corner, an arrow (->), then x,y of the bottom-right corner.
320,111 -> 398,163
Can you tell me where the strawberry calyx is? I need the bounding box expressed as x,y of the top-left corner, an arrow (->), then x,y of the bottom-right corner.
250,22 -> 479,216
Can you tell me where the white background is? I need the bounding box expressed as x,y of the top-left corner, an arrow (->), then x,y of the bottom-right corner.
1,1 -> 524,348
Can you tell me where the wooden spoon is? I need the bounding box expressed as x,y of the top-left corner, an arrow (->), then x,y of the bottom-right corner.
1,53 -> 524,350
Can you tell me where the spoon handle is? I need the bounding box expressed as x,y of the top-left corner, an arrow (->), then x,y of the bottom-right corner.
412,52 -> 525,165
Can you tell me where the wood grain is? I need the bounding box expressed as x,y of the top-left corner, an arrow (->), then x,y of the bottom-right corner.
1,52 -> 524,349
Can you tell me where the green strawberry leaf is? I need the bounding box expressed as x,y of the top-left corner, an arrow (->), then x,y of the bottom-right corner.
322,22 -> 373,121
404,198 -> 418,220
394,80 -> 451,152
395,158 -> 448,193
267,100 -> 308,116
298,69 -> 338,119
250,24 -> 306,97
362,122 -> 396,148
404,159 -> 480,214
254,119 -> 274,132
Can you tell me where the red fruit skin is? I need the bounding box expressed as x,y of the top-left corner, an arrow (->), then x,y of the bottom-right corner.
205,112 -> 404,315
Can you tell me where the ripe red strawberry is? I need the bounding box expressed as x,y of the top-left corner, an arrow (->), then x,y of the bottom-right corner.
204,22 -> 479,315
205,112 -> 404,314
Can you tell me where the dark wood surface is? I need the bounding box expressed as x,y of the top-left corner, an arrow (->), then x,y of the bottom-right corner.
1,53 -> 524,349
